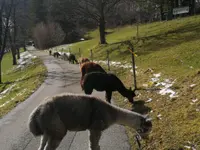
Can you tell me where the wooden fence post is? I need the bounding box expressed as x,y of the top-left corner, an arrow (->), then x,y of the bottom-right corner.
90,49 -> 93,62
107,50 -> 110,71
131,46 -> 137,90
79,48 -> 81,57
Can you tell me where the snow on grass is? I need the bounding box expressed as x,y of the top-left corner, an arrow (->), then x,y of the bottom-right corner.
0,97 -> 15,108
0,89 -> 27,108
17,51 -> 37,69
94,60 -> 135,71
144,73 -> 178,99
0,84 -> 16,100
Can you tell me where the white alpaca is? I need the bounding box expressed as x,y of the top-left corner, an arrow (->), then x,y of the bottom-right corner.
28,93 -> 152,150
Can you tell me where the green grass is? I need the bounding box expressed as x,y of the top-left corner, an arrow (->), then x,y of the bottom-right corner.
59,15 -> 200,149
0,52 -> 47,118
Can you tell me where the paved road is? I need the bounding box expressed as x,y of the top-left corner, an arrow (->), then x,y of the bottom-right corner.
0,51 -> 130,150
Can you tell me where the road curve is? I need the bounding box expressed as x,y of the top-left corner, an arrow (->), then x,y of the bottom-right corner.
0,50 -> 130,150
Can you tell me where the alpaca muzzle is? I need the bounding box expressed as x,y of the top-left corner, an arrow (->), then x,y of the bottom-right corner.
137,118 -> 152,139
128,97 -> 134,103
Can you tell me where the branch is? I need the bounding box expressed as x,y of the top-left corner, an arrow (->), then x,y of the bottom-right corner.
0,0 -> 14,60
105,0 -> 121,14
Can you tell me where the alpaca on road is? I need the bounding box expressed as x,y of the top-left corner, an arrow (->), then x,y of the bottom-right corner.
79,57 -> 90,65
28,93 -> 152,150
80,62 -> 106,89
68,53 -> 78,64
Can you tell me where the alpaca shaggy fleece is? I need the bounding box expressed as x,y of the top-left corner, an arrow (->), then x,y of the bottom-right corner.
28,93 -> 152,150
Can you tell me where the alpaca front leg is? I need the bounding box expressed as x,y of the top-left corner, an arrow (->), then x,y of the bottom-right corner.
38,133 -> 48,150
44,136 -> 64,150
105,91 -> 112,103
89,130 -> 101,150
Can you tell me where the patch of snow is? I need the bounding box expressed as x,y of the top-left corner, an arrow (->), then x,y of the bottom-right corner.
17,51 -> 37,69
153,73 -> 161,78
142,84 -> 148,87
189,66 -> 193,69
159,88 -> 178,99
0,84 -> 16,99
94,60 -> 135,70
0,89 -> 27,108
151,77 -> 159,82
146,98 -> 152,103
192,99 -> 198,103
184,146 -> 191,149
80,38 -> 85,41
190,102 -> 195,105
0,97 -> 15,108
149,73 -> 178,99
157,113 -> 162,120
190,84 -> 196,88
110,61 -> 121,65
184,144 -> 196,150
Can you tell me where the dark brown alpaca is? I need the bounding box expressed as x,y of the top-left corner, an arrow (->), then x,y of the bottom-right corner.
80,62 -> 106,89
53,52 -> 61,58
68,53 -> 78,64
82,72 -> 136,104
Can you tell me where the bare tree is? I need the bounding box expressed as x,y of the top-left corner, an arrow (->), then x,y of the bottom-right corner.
0,0 -> 14,83
33,22 -> 65,49
76,0 -> 121,44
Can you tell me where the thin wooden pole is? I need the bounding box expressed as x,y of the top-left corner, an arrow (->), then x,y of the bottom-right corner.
79,48 -> 81,57
131,46 -> 137,90
90,49 -> 93,62
107,50 -> 110,71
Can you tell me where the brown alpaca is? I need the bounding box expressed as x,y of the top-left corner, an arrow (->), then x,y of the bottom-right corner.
28,93 -> 152,150
80,62 -> 106,89
80,57 -> 90,65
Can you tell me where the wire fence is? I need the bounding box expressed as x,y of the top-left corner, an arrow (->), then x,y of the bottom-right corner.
49,42 -> 138,90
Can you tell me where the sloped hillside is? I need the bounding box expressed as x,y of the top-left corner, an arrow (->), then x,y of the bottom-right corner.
59,15 -> 200,149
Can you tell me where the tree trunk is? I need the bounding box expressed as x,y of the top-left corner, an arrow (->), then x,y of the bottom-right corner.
8,30 -> 17,65
0,59 -> 2,83
190,0 -> 196,15
99,2 -> 107,45
11,46 -> 17,65
99,18 -> 106,44
17,47 -> 20,59
0,11 -> 2,49
23,39 -> 26,51
0,0 -> 13,83
160,2 -> 164,21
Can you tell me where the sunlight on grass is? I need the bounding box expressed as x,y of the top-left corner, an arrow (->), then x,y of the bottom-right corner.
0,56 -> 47,118
61,15 -> 200,149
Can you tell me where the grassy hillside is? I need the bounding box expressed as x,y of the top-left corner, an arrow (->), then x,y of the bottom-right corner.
0,52 -> 47,118
61,15 -> 200,149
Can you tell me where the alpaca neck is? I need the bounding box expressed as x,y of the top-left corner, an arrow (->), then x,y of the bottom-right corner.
114,107 -> 144,129
117,85 -> 129,98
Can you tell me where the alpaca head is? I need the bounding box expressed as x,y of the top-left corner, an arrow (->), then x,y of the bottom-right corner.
136,116 -> 152,139
80,58 -> 90,65
126,87 -> 136,103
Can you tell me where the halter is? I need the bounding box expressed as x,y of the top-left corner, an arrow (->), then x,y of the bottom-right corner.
135,116 -> 152,150
135,132 -> 142,150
